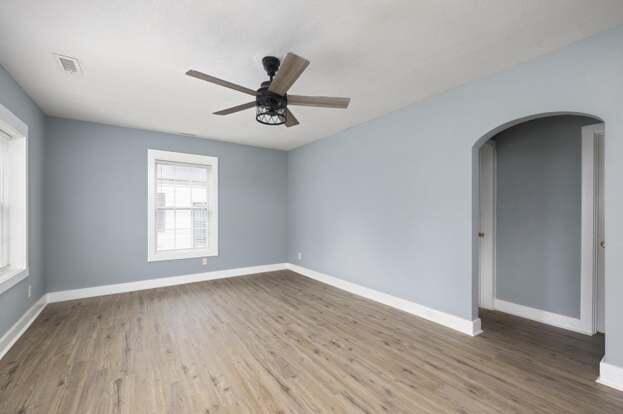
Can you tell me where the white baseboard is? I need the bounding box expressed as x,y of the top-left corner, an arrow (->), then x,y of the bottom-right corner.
47,263 -> 288,303
0,295 -> 48,360
494,299 -> 592,335
597,359 -> 623,392
286,263 -> 482,336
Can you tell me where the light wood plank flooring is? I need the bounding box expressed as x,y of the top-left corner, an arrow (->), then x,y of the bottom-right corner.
1,270 -> 622,413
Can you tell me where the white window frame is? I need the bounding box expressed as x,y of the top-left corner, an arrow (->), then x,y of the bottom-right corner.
0,102 -> 29,296
147,149 -> 218,262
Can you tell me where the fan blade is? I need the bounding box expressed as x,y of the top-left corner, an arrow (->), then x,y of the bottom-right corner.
186,70 -> 257,96
287,95 -> 350,109
285,109 -> 299,127
268,53 -> 310,96
213,101 -> 256,115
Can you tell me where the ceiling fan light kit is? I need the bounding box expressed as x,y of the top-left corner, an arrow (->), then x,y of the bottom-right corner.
255,79 -> 288,126
186,53 -> 351,128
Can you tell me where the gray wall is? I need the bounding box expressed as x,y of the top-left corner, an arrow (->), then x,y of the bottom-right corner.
0,66 -> 46,339
288,26 -> 623,367
494,116 -> 597,318
43,118 -> 287,292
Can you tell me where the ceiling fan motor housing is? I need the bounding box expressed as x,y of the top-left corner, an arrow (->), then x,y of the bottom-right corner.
256,81 -> 287,108
256,80 -> 287,125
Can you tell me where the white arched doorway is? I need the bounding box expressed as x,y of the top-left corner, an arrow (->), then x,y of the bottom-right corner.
471,112 -> 605,335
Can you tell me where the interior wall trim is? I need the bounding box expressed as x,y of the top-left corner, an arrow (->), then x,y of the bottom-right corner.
597,359 -> 623,392
0,295 -> 47,361
46,263 -> 289,303
287,263 -> 482,336
494,298 -> 591,335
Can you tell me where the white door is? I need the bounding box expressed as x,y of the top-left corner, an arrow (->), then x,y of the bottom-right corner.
596,129 -> 605,333
581,123 -> 605,334
479,141 -> 496,309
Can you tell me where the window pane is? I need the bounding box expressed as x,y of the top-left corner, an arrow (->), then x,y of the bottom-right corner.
157,163 -> 176,180
164,210 -> 175,230
157,229 -> 175,251
174,165 -> 196,181
156,183 -> 175,207
193,166 -> 209,182
192,209 -> 208,228
156,210 -> 175,232
175,228 -> 192,249
175,164 -> 208,182
174,185 -> 191,207
193,226 -> 208,248
191,186 -> 207,205
157,162 -> 208,182
175,210 -> 191,229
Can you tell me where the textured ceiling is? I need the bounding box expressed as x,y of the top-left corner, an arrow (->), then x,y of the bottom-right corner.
1,1 -> 622,150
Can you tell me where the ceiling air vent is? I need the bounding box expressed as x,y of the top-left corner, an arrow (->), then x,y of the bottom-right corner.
54,54 -> 82,75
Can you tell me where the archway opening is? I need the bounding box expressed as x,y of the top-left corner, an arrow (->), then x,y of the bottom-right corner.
471,112 -> 605,376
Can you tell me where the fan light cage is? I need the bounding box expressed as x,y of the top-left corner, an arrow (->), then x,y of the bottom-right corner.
256,104 -> 286,126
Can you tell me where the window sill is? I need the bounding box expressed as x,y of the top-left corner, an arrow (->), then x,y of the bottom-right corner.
147,249 -> 218,262
0,267 -> 29,296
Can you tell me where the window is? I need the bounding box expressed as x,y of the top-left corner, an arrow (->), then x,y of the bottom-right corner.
0,131 -> 9,271
0,103 -> 28,295
147,150 -> 218,261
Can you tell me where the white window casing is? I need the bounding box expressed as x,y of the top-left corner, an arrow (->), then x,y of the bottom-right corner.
147,149 -> 218,262
0,103 -> 29,295
0,131 -> 10,271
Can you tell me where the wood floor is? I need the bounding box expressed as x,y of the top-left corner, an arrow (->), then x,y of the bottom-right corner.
1,270 -> 622,413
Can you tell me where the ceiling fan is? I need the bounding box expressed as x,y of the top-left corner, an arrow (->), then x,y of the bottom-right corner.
186,53 -> 351,127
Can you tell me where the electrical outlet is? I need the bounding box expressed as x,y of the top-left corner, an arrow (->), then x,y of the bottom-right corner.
202,258 -> 208,265
27,284 -> 32,298
297,252 -> 303,261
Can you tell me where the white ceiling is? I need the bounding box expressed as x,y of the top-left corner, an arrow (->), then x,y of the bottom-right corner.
1,1 -> 622,150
